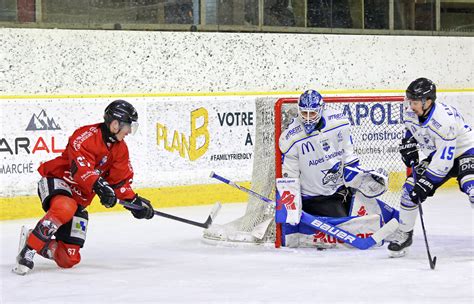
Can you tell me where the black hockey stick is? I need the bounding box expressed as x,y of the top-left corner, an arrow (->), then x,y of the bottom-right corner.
119,200 -> 221,229
411,164 -> 437,270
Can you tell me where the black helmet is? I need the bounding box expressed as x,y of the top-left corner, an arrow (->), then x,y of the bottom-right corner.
104,100 -> 138,125
406,78 -> 436,102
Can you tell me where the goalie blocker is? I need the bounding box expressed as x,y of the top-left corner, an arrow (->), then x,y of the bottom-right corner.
275,176 -> 398,249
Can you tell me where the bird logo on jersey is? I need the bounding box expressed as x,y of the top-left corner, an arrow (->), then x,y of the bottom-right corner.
322,162 -> 343,186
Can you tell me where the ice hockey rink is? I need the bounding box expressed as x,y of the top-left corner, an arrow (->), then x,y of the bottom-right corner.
1,189 -> 472,304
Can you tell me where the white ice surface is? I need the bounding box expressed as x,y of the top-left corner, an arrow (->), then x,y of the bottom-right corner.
1,190 -> 473,304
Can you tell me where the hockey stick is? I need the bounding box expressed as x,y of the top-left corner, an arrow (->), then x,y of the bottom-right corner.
119,200 -> 221,229
210,171 -> 274,204
209,171 -> 274,239
210,171 -> 399,250
411,164 -> 437,270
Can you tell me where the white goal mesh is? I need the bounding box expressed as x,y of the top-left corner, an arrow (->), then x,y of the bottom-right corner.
203,96 -> 405,246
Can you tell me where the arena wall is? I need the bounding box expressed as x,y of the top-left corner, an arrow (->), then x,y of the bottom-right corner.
1,28 -> 472,219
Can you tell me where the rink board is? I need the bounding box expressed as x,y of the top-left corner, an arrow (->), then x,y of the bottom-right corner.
1,92 -> 471,220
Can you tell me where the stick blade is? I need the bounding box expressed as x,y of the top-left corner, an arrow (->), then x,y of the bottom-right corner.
210,202 -> 222,220
430,256 -> 437,270
251,218 -> 273,239
371,218 -> 399,244
202,202 -> 222,228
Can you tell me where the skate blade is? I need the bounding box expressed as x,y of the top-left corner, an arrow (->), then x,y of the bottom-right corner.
389,249 -> 408,258
12,264 -> 30,276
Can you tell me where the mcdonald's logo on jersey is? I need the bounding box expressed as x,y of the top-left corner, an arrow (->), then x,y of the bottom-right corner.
301,142 -> 315,154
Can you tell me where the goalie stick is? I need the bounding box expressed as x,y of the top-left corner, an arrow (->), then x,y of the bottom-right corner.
210,171 -> 399,250
209,171 -> 274,239
119,200 -> 221,229
210,171 -> 274,204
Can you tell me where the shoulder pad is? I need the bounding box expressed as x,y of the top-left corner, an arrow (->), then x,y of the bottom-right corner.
428,104 -> 457,140
325,109 -> 347,121
322,109 -> 350,131
279,120 -> 306,153
71,124 -> 100,151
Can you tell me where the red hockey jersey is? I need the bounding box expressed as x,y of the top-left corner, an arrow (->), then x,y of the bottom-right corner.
38,123 -> 136,207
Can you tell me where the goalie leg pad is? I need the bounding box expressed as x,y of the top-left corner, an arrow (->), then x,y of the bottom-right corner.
283,214 -> 383,249
350,192 -> 383,217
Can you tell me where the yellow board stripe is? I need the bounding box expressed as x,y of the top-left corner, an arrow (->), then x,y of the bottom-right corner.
0,88 -> 473,99
0,182 -> 251,221
0,174 -> 460,221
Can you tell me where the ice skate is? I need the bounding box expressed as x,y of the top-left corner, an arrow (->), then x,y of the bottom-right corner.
388,229 -> 413,258
12,226 -> 35,275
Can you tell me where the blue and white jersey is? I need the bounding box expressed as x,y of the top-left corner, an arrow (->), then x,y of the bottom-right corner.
403,102 -> 474,183
279,108 -> 359,197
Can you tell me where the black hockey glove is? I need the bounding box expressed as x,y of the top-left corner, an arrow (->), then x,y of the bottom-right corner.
409,175 -> 434,204
399,137 -> 419,167
93,177 -> 117,208
126,195 -> 154,220
414,159 -> 430,176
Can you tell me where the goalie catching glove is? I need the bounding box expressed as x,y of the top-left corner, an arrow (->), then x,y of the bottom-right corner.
125,195 -> 155,219
343,167 -> 389,198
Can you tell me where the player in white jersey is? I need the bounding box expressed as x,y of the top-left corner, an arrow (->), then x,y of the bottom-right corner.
388,78 -> 474,257
279,90 -> 388,218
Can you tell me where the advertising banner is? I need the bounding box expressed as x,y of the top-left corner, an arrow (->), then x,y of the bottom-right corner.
0,96 -> 257,196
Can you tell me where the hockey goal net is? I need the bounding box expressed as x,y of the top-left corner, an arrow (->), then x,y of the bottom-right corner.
203,96 -> 406,247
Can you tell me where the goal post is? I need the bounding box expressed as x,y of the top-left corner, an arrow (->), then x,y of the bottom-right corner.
203,95 -> 406,247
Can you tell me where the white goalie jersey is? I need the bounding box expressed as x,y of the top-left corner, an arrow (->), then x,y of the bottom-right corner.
279,108 -> 359,197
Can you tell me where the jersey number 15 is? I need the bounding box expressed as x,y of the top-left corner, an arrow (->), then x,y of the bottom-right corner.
440,146 -> 455,160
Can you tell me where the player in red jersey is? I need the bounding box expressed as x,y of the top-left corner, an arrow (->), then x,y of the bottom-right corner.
13,100 -> 154,275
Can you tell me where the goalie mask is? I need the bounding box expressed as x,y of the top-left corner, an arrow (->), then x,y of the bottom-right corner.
298,90 -> 324,134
